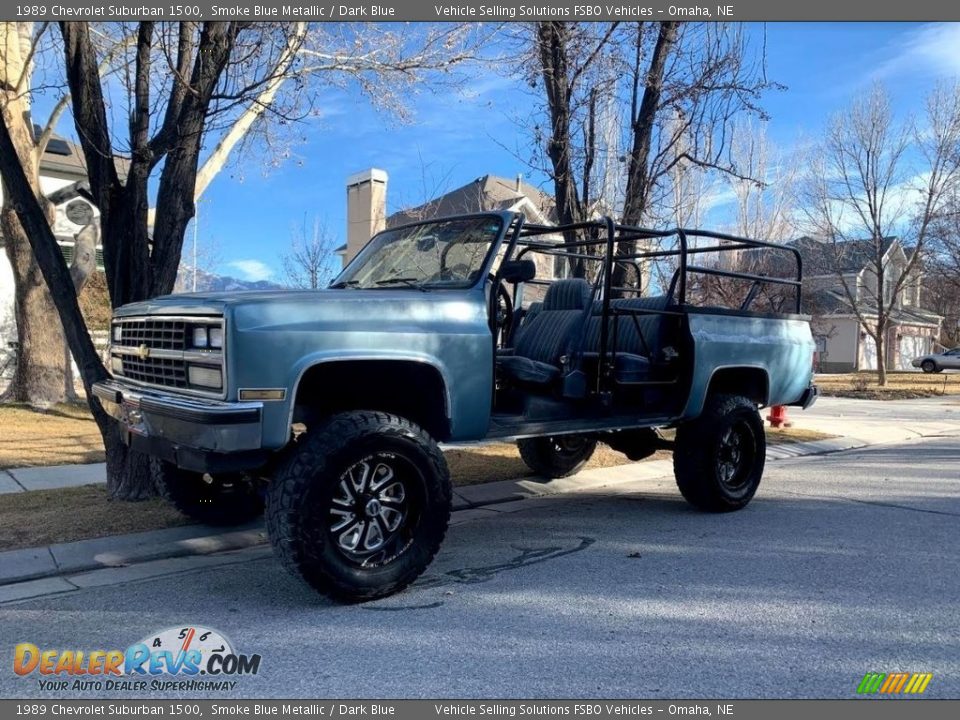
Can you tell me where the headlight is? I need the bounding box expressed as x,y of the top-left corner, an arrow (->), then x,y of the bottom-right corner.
112,325 -> 122,343
192,327 -> 208,348
208,327 -> 223,349
111,356 -> 123,373
188,365 -> 222,389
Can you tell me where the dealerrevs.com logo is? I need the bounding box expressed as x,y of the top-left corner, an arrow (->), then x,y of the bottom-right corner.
13,625 -> 261,693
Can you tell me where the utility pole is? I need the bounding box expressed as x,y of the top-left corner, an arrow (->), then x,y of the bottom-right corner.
192,209 -> 198,292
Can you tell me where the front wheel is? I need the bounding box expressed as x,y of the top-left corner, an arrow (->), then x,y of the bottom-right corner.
673,394 -> 766,512
155,462 -> 264,526
517,435 -> 597,479
921,360 -> 937,374
266,411 -> 451,602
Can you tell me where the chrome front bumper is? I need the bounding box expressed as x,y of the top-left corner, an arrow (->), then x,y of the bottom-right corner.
92,379 -> 268,473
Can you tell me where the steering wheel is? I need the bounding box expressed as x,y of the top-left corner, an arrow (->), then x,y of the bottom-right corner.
489,273 -> 515,344
429,263 -> 471,284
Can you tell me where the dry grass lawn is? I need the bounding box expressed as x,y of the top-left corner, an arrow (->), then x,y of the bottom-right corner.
0,483 -> 188,551
0,403 -> 105,469
815,371 -> 960,400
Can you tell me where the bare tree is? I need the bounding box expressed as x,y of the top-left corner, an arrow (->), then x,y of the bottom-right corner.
523,22 -> 774,290
193,23 -> 485,208
525,21 -> 620,269
799,83 -> 960,385
925,190 -> 960,347
6,22 -> 483,408
727,120 -> 799,242
696,120 -> 802,311
282,216 -> 337,289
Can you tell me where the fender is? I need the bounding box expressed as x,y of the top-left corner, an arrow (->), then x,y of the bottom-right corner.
285,350 -> 455,431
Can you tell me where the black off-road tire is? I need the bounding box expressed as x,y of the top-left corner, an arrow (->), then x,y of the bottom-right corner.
265,411 -> 451,602
155,462 -> 264,526
673,394 -> 766,512
517,435 -> 598,479
921,360 -> 938,374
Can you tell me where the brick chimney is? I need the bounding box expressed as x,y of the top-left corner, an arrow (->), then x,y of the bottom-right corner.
345,168 -> 388,263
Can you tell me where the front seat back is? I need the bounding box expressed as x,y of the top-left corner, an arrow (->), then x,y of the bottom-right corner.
513,278 -> 591,366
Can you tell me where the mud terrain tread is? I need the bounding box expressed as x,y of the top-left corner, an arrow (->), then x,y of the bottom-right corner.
266,410 -> 451,602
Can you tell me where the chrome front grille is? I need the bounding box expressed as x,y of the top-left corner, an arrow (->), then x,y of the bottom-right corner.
120,354 -> 189,389
109,315 -> 225,398
114,319 -> 187,351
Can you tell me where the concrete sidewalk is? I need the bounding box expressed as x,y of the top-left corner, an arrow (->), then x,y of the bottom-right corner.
1,462 -> 105,493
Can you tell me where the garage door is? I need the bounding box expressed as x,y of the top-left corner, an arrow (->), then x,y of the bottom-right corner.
898,334 -> 929,370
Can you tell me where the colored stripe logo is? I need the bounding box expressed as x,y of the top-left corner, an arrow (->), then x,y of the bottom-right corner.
857,672 -> 932,694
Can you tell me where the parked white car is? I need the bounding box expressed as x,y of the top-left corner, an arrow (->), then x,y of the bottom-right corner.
912,348 -> 960,373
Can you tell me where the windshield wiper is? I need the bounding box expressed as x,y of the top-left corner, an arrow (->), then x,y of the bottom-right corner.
374,277 -> 429,292
328,279 -> 360,289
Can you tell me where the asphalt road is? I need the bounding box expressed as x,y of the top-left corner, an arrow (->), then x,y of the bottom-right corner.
2,436 -> 958,699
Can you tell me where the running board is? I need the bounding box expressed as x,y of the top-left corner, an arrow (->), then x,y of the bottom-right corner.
486,414 -> 678,441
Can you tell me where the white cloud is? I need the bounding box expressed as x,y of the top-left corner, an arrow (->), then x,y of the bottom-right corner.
228,259 -> 274,282
874,23 -> 960,79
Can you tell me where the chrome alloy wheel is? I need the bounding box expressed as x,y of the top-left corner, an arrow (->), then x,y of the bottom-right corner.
717,422 -> 753,489
329,457 -> 409,558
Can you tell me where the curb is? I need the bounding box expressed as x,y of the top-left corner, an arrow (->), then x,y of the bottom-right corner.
2,426 -> 959,601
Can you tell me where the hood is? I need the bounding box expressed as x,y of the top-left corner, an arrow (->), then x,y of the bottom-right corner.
113,287 -> 486,326
113,288 -> 316,316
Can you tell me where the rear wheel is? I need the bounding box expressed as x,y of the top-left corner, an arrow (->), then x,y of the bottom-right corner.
673,394 -> 765,512
517,435 -> 597,479
155,462 -> 264,526
266,411 -> 451,602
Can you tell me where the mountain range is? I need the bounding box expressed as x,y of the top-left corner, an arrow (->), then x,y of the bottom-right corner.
174,266 -> 285,294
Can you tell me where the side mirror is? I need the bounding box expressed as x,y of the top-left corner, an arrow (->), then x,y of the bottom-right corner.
500,259 -> 536,284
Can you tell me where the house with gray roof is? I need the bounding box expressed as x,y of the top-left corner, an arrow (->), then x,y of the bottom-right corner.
338,169 -> 564,282
791,236 -> 941,372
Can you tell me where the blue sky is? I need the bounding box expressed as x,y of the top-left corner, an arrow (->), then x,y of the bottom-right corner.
42,22 -> 960,283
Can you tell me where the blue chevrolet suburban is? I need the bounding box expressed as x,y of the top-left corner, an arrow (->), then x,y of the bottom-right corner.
93,212 -> 818,601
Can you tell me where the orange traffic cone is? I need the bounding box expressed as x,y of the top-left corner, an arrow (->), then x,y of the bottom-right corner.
767,405 -> 791,428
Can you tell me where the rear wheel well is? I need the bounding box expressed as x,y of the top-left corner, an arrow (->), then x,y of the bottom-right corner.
707,367 -> 769,406
292,360 -> 450,440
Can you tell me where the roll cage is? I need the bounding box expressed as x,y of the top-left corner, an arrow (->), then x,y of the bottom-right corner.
490,213 -> 804,403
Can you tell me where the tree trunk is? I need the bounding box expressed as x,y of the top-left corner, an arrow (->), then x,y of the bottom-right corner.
875,319 -> 888,387
1,21 -> 68,406
536,22 -> 585,272
613,22 -> 679,294
1,208 -> 67,405
101,421 -> 156,500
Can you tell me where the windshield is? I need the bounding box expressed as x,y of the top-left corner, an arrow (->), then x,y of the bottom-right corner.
332,216 -> 503,290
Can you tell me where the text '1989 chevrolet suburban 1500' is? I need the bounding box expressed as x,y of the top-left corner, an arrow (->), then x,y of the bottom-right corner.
93,212 -> 818,602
